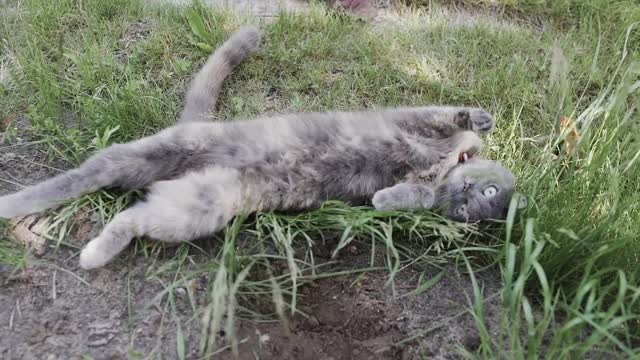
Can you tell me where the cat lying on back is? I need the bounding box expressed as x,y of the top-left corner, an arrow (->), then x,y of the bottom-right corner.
0,27 -> 525,269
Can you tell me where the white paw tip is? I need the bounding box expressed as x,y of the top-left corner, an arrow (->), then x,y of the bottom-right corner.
79,239 -> 106,270
0,206 -> 14,219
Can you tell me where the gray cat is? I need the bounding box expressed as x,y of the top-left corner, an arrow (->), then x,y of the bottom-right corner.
0,27 -> 525,269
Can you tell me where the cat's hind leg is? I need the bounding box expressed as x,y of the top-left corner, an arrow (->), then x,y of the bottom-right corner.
0,135 -> 190,219
78,167 -> 253,269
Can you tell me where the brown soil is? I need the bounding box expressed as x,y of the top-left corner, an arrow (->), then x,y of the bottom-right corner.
0,228 -> 503,360
0,115 -> 72,195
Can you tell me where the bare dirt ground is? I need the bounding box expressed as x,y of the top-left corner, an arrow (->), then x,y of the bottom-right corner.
0,224 -> 502,359
0,1 -> 508,359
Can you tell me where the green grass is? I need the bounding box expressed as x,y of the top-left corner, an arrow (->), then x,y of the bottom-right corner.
406,0 -> 640,32
1,0 -> 640,357
0,228 -> 28,270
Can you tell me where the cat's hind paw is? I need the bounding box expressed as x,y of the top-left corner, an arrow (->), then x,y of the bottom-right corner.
79,237 -> 109,270
456,108 -> 495,133
0,195 -> 20,219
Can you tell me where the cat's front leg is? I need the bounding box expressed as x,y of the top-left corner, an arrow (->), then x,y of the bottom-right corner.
372,183 -> 435,211
396,106 -> 495,137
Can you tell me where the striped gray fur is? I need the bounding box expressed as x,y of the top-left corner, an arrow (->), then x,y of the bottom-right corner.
0,26 -> 525,269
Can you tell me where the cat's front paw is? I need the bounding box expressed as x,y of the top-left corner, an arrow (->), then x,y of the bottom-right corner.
372,188 -> 395,211
372,183 -> 435,211
456,108 -> 495,133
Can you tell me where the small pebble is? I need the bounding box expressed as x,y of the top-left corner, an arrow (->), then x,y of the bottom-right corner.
2,152 -> 16,162
308,315 -> 320,328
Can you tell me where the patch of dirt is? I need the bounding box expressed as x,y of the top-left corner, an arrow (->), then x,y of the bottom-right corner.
0,253 -> 203,359
0,114 -> 71,196
0,225 -> 503,359
230,266 -> 501,359
115,19 -> 155,62
121,19 -> 154,49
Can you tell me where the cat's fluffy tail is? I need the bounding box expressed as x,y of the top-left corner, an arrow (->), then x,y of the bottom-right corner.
178,26 -> 261,123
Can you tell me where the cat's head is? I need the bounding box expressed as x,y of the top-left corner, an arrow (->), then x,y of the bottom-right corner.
439,158 -> 526,222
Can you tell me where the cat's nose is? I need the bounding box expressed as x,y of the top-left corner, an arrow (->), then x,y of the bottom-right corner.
463,179 -> 474,192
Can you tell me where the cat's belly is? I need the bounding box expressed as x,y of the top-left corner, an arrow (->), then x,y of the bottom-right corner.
273,157 -> 409,210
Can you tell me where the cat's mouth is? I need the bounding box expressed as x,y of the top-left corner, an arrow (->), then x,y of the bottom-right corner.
458,151 -> 475,164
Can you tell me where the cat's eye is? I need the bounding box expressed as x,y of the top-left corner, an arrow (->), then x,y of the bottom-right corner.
456,204 -> 467,215
483,186 -> 498,198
